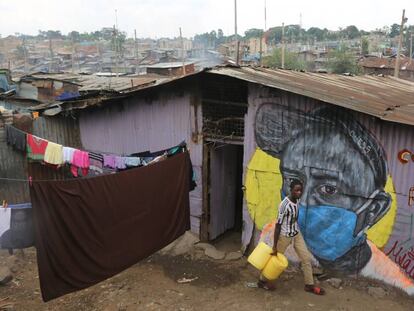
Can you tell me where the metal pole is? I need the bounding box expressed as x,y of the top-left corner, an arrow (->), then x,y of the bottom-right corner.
281,23 -> 285,69
180,27 -> 186,75
394,9 -> 406,78
410,34 -> 413,65
235,0 -> 240,66
134,29 -> 138,74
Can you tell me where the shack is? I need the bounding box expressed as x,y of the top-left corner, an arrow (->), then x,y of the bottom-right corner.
15,66 -> 414,294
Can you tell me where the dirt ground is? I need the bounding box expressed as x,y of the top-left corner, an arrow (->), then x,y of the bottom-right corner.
0,242 -> 413,311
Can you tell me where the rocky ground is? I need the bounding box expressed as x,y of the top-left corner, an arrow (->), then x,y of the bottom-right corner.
0,232 -> 412,311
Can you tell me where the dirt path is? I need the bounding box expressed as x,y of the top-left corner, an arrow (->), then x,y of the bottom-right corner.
0,248 -> 412,311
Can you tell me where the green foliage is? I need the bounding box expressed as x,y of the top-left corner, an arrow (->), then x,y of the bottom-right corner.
244,28 -> 263,39
263,48 -> 306,70
361,37 -> 369,55
327,45 -> 361,74
389,23 -> 400,38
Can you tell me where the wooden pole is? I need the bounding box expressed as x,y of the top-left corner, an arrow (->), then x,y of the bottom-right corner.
394,9 -> 406,78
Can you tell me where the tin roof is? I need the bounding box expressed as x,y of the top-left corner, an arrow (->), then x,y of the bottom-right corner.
208,66 -> 414,126
19,73 -> 162,93
359,57 -> 414,71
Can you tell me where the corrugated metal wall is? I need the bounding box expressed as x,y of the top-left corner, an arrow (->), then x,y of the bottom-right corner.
243,82 -> 414,288
0,114 -> 81,204
79,91 -> 203,234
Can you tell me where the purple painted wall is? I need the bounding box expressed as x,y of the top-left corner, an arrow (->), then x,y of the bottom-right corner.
79,93 -> 203,234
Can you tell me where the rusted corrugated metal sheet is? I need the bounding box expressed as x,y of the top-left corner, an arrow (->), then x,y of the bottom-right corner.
208,67 -> 414,126
0,114 -> 81,204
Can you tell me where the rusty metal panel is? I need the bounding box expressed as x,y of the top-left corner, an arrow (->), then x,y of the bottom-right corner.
208,67 -> 414,127
0,114 -> 81,204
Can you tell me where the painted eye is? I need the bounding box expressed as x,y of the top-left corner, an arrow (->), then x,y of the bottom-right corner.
319,185 -> 337,195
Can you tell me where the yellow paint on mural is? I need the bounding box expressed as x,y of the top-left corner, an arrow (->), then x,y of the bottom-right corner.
245,148 -> 283,230
245,148 -> 398,246
367,176 -> 398,249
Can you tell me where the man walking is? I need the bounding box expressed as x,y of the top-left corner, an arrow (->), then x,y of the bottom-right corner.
258,179 -> 325,295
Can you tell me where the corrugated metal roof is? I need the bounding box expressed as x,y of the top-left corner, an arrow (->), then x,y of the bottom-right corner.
360,57 -> 414,71
19,73 -> 160,92
208,67 -> 414,126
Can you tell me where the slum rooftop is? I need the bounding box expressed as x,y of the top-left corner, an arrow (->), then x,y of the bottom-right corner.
21,66 -> 414,127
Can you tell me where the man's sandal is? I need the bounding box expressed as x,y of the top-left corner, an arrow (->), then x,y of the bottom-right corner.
305,285 -> 326,295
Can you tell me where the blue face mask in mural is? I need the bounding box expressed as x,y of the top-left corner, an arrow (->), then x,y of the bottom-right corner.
298,204 -> 365,261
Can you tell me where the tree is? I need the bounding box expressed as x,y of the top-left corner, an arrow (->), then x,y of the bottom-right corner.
361,37 -> 369,55
68,31 -> 80,42
263,48 -> 306,70
390,23 -> 400,38
244,28 -> 264,39
265,26 -> 283,45
306,27 -> 325,41
327,45 -> 361,74
343,25 -> 360,39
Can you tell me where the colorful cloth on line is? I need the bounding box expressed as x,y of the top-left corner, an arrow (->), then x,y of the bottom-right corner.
27,134 -> 48,160
103,154 -> 116,169
62,147 -> 76,164
44,142 -> 63,165
124,157 -> 141,167
71,150 -> 89,177
115,156 -> 126,169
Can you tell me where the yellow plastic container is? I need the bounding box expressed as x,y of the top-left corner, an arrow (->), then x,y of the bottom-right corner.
247,242 -> 273,270
262,253 -> 289,281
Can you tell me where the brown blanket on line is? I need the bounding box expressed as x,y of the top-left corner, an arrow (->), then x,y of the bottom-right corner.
30,152 -> 190,302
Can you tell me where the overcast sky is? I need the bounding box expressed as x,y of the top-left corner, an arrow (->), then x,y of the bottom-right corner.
0,0 -> 412,38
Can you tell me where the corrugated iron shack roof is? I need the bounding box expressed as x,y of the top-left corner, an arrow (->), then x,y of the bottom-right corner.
359,57 -> 414,71
19,73 -> 161,93
208,67 -> 414,126
146,62 -> 194,69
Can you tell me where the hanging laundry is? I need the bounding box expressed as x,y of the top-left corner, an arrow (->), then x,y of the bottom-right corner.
147,154 -> 168,166
115,156 -> 126,170
103,154 -> 116,169
27,134 -> 48,161
0,203 -> 34,250
62,147 -> 76,164
71,150 -> 89,177
124,157 -> 141,167
6,125 -> 26,152
88,152 -> 103,175
44,142 -> 63,165
30,152 -> 191,302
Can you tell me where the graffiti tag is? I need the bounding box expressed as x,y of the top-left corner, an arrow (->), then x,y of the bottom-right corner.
397,149 -> 414,164
386,240 -> 414,278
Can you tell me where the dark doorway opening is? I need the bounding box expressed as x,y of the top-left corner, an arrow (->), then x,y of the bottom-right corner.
206,143 -> 243,244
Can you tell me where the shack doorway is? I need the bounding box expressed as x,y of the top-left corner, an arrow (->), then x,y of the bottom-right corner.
206,142 -> 243,242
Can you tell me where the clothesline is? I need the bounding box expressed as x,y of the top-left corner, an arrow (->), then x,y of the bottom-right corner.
5,124 -> 189,180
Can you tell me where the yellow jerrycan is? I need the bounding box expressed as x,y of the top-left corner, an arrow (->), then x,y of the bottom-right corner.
262,253 -> 289,281
247,242 -> 273,270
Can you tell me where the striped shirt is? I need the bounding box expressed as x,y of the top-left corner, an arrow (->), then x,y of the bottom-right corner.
277,197 -> 299,237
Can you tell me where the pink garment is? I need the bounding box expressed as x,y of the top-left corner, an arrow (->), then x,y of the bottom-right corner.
71,150 -> 90,177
